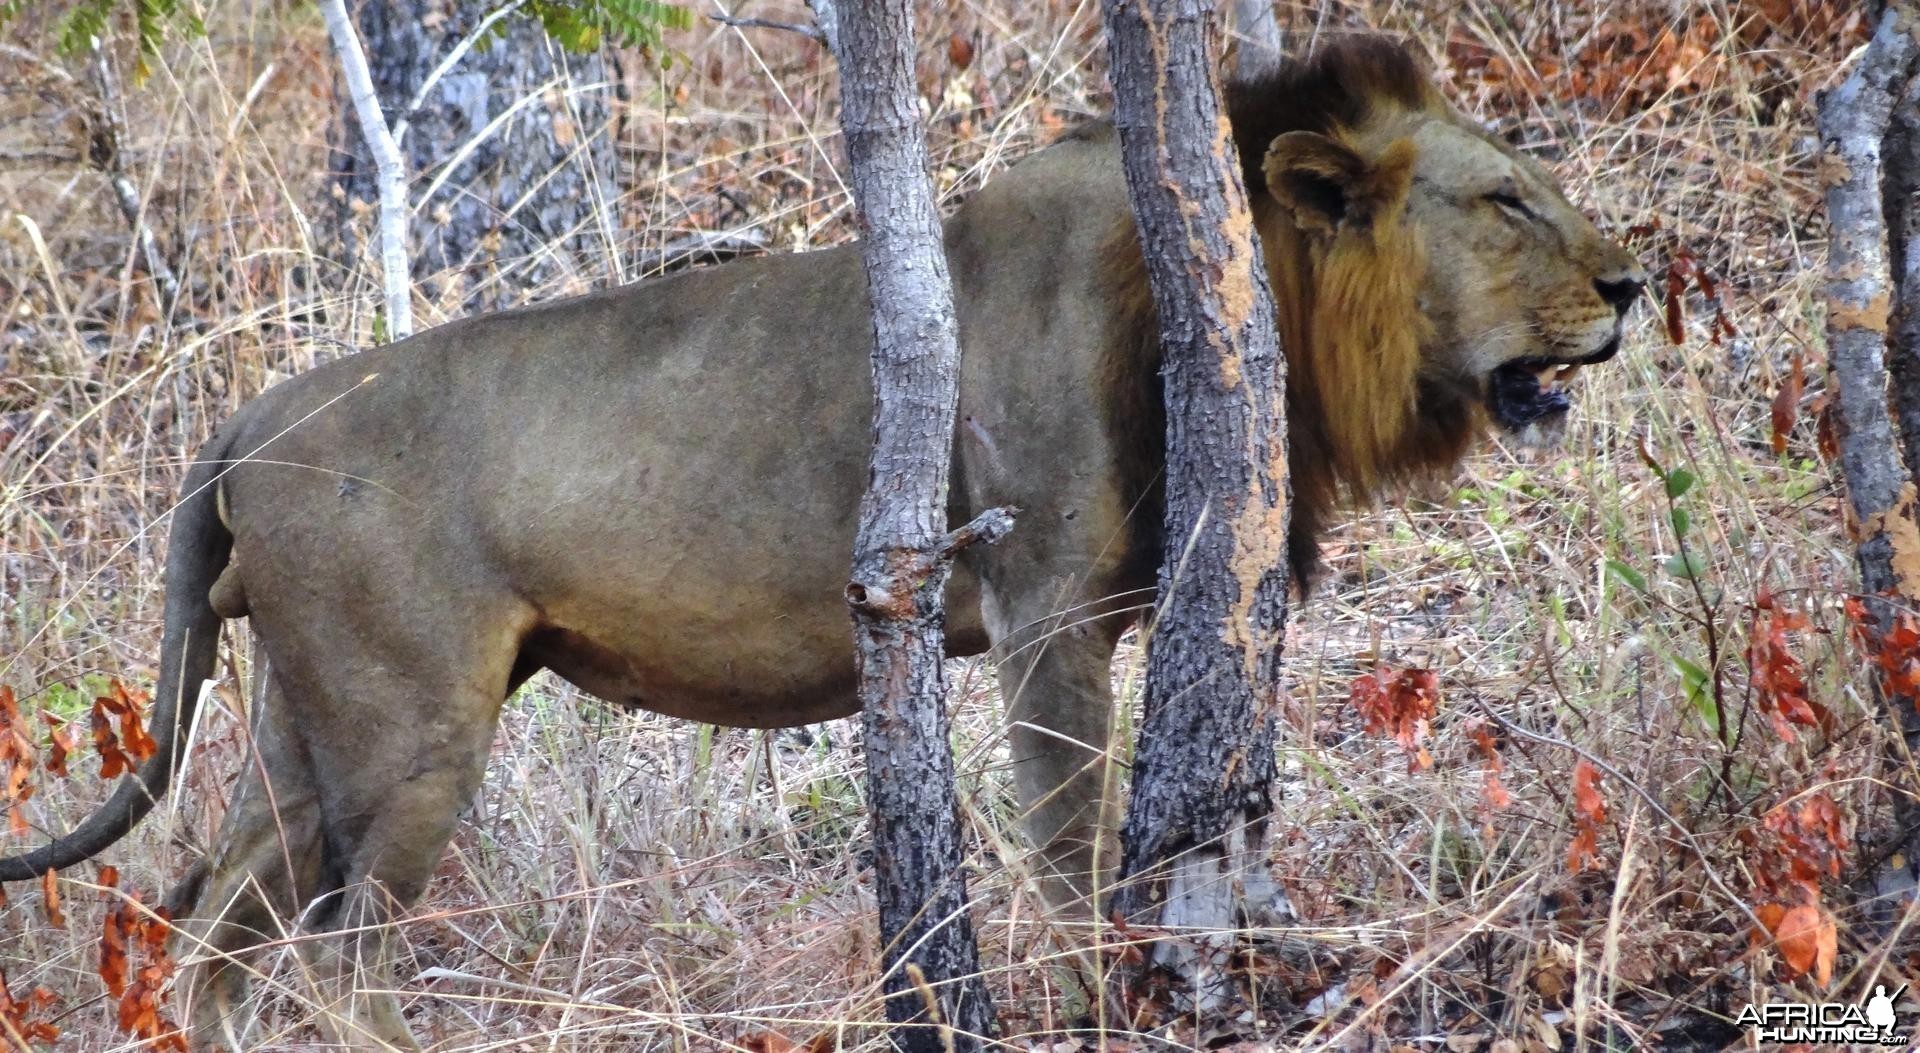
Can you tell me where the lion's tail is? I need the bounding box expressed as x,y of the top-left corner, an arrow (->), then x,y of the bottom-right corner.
0,431 -> 235,882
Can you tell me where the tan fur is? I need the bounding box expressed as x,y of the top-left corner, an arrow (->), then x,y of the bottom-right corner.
0,37 -> 1644,1048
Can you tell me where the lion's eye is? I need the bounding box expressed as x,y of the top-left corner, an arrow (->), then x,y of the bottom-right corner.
1488,189 -> 1533,218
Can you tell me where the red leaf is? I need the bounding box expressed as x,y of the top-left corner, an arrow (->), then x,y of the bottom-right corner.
90,699 -> 132,781
1349,667 -> 1440,771
1749,590 -> 1824,742
947,32 -> 974,70
1770,354 -> 1804,455
42,715 -> 74,780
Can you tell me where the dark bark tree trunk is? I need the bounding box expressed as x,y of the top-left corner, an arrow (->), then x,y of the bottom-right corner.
832,1 -> 1005,1048
1097,0 -> 1291,1012
1818,2 -> 1920,908
333,0 -> 617,315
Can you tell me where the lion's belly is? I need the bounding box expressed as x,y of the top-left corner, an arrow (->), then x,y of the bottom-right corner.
514,563 -> 989,729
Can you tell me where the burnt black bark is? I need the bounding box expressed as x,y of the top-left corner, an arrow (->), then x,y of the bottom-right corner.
1819,2 -> 1920,909
834,0 -> 1003,1047
1098,0 -> 1291,1009
332,0 -> 616,314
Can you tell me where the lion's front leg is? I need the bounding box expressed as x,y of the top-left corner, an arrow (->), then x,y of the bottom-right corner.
994,602 -> 1130,914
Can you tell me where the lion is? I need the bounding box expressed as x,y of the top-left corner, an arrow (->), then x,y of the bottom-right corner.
1,36 -> 1642,1048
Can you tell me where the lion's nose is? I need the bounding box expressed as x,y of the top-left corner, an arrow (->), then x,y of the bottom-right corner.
1594,275 -> 1645,314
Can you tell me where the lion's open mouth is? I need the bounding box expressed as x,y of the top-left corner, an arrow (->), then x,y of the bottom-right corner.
1487,357 -> 1580,430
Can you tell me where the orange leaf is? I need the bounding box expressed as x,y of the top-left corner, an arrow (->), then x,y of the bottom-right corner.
43,715 -> 74,779
40,870 -> 61,928
1483,771 -> 1512,810
743,1032 -> 800,1053
1572,760 -> 1608,824
947,32 -> 974,70
1770,903 -> 1835,984
1566,824 -> 1598,872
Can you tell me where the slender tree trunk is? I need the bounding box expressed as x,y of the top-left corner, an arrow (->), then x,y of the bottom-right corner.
1097,0 -> 1291,1012
833,1 -> 1005,1048
332,0 -> 617,315
1818,2 -> 1920,906
1228,0 -> 1283,82
321,0 -> 414,339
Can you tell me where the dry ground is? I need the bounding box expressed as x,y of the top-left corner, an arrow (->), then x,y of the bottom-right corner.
0,0 -> 1895,1049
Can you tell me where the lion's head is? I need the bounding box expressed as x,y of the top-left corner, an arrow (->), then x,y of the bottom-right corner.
1218,37 -> 1647,578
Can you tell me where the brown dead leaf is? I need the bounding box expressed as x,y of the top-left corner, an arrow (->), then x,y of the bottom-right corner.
1770,353 -> 1803,455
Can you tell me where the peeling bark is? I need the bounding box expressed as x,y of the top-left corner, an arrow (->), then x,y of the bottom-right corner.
1819,2 -> 1920,910
1097,0 -> 1292,1013
833,0 -> 1002,1047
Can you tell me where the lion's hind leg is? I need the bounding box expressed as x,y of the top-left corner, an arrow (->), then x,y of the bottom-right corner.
254,590 -> 533,1051
171,674 -> 328,1051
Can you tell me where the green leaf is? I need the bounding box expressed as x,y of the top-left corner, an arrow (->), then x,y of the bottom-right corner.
1606,559 -> 1647,593
1670,507 -> 1691,538
1665,467 -> 1696,499
1663,551 -> 1707,579
1671,655 -> 1718,734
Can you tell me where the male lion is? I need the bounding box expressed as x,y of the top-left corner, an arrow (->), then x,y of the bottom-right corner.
2,37 -> 1642,1048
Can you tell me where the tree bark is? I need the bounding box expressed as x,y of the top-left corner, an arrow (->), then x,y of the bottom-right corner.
332,0 -> 616,316
1818,2 -> 1920,907
1097,0 -> 1292,1013
833,0 -> 1003,1048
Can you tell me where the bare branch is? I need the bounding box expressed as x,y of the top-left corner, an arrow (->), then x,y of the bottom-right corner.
805,0 -> 840,55
705,10 -> 825,44
320,0 -> 414,339
392,0 -> 526,146
87,43 -> 180,316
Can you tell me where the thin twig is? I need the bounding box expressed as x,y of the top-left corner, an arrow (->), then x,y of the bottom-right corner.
88,42 -> 181,316
705,10 -> 825,44
1472,702 -> 1764,933
392,0 -> 527,147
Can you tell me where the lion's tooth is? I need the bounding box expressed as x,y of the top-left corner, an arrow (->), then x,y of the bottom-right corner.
1555,364 -> 1581,385
1534,365 -> 1558,392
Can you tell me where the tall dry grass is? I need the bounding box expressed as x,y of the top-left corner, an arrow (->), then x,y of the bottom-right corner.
0,0 -> 1888,1049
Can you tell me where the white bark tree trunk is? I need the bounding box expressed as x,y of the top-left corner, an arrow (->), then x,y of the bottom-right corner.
320,0 -> 413,339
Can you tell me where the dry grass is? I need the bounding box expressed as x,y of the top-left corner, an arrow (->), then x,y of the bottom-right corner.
0,0 -> 1893,1049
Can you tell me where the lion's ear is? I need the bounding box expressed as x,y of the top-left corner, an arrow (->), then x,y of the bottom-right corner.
1264,131 -> 1416,236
